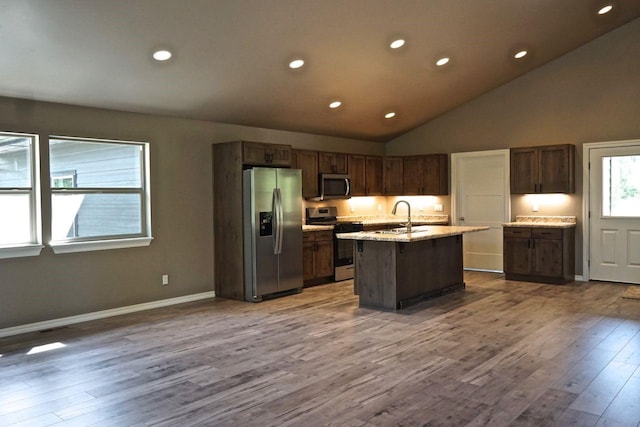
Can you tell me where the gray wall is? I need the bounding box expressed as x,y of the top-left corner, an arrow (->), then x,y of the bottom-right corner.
386,18 -> 640,275
0,98 -> 382,329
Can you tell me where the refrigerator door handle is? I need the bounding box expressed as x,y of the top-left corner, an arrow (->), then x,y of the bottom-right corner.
275,188 -> 284,254
272,188 -> 279,254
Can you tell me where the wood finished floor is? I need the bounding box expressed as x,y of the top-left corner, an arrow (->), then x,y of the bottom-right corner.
1,272 -> 640,426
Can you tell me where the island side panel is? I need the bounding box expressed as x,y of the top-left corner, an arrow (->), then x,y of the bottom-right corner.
354,234 -> 466,310
354,241 -> 398,310
394,235 -> 464,307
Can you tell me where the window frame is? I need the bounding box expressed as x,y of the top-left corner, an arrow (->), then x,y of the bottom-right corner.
48,136 -> 153,254
0,131 -> 43,259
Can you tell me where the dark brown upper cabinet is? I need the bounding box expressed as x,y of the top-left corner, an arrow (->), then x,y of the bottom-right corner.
402,154 -> 448,195
383,157 -> 404,195
292,149 -> 319,198
242,141 -> 291,167
318,152 -> 348,174
510,144 -> 575,194
348,155 -> 383,196
365,156 -> 383,196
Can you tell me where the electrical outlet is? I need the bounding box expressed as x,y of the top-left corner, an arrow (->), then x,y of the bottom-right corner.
162,274 -> 169,285
532,202 -> 539,212
434,203 -> 443,212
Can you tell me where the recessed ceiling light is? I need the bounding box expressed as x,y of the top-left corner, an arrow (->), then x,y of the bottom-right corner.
598,4 -> 613,14
289,59 -> 305,69
514,50 -> 528,59
152,49 -> 172,61
390,39 -> 405,49
436,57 -> 450,67
329,101 -> 342,109
384,112 -> 396,119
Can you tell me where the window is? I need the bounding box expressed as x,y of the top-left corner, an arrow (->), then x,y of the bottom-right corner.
0,132 -> 43,259
602,155 -> 640,217
49,136 -> 152,253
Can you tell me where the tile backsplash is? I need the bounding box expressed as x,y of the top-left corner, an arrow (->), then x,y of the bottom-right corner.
302,195 -> 450,219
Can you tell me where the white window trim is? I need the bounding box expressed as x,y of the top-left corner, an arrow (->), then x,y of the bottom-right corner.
0,132 -> 42,258
50,237 -> 153,254
48,136 -> 153,253
0,244 -> 44,259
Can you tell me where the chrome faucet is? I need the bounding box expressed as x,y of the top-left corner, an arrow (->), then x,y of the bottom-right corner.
392,200 -> 412,233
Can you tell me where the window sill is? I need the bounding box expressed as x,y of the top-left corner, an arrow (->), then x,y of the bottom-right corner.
50,237 -> 153,254
0,244 -> 45,260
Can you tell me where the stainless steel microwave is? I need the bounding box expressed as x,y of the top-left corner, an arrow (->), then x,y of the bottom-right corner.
316,174 -> 351,200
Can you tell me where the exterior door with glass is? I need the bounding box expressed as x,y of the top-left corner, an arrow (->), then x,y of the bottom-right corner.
588,142 -> 640,284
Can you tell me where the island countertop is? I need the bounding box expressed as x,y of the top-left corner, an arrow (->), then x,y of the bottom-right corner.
336,225 -> 489,243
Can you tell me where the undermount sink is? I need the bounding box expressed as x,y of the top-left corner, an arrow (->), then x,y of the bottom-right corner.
374,228 -> 408,235
373,225 -> 430,235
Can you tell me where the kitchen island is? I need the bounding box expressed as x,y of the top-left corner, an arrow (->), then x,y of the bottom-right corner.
337,225 -> 488,310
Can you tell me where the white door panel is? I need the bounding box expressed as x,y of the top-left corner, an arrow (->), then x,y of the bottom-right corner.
452,150 -> 510,272
588,143 -> 640,284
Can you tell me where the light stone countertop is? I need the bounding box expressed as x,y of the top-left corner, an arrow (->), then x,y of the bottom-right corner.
336,225 -> 489,243
302,225 -> 334,232
502,215 -> 577,228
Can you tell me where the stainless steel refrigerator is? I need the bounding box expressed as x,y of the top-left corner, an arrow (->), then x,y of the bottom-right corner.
243,167 -> 303,302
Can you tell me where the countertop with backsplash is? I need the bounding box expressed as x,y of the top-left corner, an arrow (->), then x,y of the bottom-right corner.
303,214 -> 449,232
337,214 -> 449,226
302,225 -> 335,232
502,215 -> 577,228
302,215 -> 449,231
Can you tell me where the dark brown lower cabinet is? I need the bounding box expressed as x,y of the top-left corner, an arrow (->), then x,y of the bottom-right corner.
303,230 -> 334,286
503,227 -> 575,284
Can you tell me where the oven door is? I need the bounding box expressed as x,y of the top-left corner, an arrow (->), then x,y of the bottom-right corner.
333,223 -> 362,281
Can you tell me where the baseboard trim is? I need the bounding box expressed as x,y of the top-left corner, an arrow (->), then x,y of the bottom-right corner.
575,275 -> 585,282
0,291 -> 216,339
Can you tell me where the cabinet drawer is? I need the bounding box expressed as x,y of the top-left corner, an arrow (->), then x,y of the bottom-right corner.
303,233 -> 315,243
532,228 -> 563,239
315,230 -> 334,241
503,227 -> 531,238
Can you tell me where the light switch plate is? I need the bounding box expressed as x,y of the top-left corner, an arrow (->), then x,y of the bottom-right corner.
434,203 -> 443,212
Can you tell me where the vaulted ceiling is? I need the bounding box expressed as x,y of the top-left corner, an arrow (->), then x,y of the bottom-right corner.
2,1 -> 639,142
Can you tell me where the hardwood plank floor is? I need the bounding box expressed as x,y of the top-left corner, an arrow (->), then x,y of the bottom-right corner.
1,271 -> 640,426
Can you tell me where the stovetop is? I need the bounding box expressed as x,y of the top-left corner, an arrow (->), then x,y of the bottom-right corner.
305,207 -> 363,229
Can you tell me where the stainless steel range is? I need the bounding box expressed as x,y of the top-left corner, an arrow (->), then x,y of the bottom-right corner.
306,207 -> 363,281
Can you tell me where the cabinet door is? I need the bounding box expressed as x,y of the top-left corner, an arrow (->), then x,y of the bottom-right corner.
403,156 -> 424,195
333,153 -> 348,174
504,237 -> 532,275
303,241 -> 315,281
532,238 -> 563,277
539,145 -> 575,193
318,152 -> 348,174
422,154 -> 448,195
365,156 -> 383,196
348,155 -> 366,196
510,148 -> 538,194
314,240 -> 334,278
384,157 -> 404,195
267,145 -> 292,167
243,142 -> 268,165
318,152 -> 335,174
292,150 -> 319,198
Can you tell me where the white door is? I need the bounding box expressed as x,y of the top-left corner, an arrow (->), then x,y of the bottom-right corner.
588,142 -> 640,284
452,150 -> 510,271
